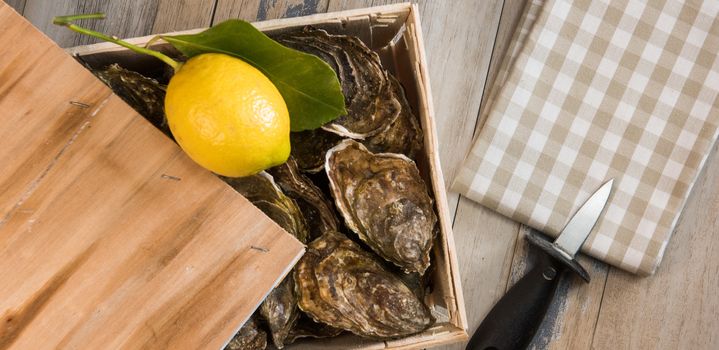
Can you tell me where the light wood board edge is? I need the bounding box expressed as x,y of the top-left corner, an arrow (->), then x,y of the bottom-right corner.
220,246 -> 306,349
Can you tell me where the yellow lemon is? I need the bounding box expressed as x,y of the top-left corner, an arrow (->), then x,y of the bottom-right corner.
165,53 -> 290,177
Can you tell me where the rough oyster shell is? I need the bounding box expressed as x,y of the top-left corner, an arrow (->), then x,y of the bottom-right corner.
325,140 -> 437,274
224,316 -> 267,350
276,28 -> 401,139
259,277 -> 298,348
294,231 -> 434,339
286,313 -> 343,343
289,128 -> 343,173
362,75 -> 424,159
93,63 -> 171,137
223,173 -> 309,348
224,172 -> 309,244
269,157 -> 339,239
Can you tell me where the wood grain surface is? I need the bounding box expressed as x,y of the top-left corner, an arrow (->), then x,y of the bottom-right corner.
6,0 -> 719,349
0,3 -> 304,349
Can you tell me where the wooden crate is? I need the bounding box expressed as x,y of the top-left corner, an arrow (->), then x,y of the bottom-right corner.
69,3 -> 468,349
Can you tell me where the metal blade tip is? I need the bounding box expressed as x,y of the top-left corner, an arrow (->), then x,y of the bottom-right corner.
553,178 -> 615,258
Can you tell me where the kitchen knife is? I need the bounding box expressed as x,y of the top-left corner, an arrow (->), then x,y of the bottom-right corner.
466,178 -> 614,350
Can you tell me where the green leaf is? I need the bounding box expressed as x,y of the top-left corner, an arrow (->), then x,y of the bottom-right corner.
162,20 -> 346,131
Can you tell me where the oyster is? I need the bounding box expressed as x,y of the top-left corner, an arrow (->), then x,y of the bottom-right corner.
363,75 -> 424,159
223,173 -> 309,348
325,140 -> 437,274
398,270 -> 429,300
276,28 -> 401,139
259,277 -> 299,348
224,316 -> 267,350
93,63 -> 171,137
286,314 -> 343,343
224,172 -> 309,244
269,158 -> 339,239
295,231 -> 434,338
289,128 -> 343,173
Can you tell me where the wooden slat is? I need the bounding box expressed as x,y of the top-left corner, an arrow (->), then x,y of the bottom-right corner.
21,0 -> 216,47
0,4 -> 304,349
426,0 -> 522,348
3,0 -> 24,13
326,0 -> 401,9
150,0 -> 218,34
213,0 -> 329,23
212,0 -> 265,22
475,0 -> 527,126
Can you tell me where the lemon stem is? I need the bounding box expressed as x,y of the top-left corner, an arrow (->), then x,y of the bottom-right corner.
53,13 -> 181,72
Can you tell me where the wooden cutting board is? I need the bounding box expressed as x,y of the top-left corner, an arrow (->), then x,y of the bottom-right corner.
0,3 -> 304,349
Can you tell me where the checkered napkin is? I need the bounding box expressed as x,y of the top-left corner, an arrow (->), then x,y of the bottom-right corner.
453,0 -> 719,275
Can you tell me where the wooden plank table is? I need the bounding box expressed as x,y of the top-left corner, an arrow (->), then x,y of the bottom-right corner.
8,0 -> 718,349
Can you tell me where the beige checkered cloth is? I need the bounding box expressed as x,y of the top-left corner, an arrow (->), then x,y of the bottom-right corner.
453,0 -> 719,275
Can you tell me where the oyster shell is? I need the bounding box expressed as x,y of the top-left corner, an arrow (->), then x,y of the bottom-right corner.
259,277 -> 298,348
276,28 -> 401,139
289,128 -> 343,173
223,173 -> 309,348
362,75 -> 424,159
223,172 -> 309,244
224,316 -> 267,350
286,314 -> 343,343
269,157 -> 339,239
93,64 -> 171,137
295,231 -> 434,338
325,140 -> 437,274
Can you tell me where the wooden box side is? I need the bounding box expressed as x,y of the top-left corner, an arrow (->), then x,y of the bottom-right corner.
68,3 -> 468,349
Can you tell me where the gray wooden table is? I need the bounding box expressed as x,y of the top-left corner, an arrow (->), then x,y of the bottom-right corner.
8,0 -> 718,349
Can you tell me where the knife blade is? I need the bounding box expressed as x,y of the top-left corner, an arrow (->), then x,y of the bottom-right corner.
466,178 -> 614,350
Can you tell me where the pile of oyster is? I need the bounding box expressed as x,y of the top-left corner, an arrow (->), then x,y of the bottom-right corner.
88,27 -> 437,349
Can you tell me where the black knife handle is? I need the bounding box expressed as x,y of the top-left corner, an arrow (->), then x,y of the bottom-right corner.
465,255 -> 564,350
